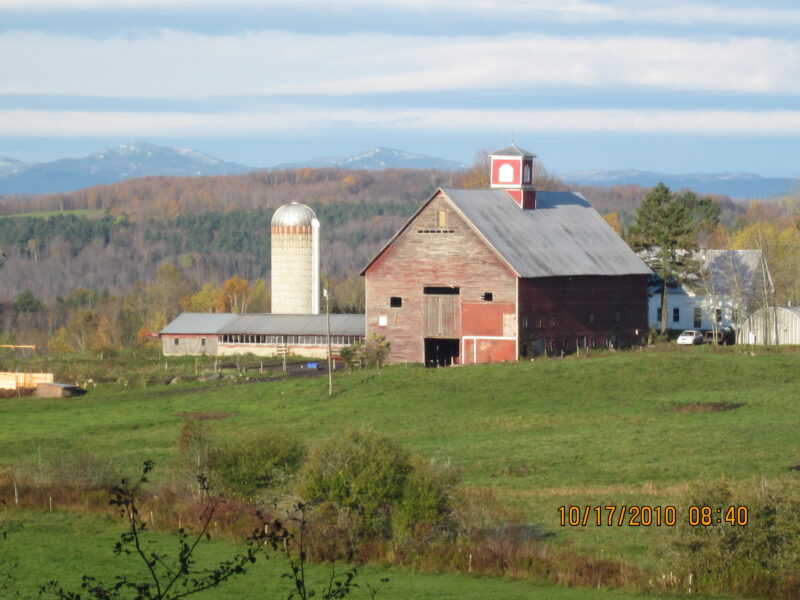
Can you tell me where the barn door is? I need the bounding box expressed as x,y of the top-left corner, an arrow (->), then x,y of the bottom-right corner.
423,287 -> 459,337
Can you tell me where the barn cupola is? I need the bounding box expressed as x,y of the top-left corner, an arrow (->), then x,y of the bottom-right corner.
489,143 -> 536,209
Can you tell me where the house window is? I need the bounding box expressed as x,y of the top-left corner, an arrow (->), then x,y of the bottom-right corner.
390,296 -> 402,308
693,308 -> 702,328
173,338 -> 179,346
716,308 -> 722,323
437,210 -> 448,228
673,308 -> 680,323
656,307 -> 662,322
482,292 -> 493,301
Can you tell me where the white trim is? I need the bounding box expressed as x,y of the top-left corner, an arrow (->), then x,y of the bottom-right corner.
461,335 -> 516,340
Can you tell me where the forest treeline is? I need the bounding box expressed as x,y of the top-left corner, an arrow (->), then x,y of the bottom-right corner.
0,165 -> 798,355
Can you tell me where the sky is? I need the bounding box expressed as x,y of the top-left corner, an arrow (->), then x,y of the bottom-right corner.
1,0 -> 799,176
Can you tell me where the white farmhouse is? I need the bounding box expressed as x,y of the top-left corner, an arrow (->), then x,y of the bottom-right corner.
647,249 -> 770,332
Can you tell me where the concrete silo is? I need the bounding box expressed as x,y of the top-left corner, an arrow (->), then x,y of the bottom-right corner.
270,202 -> 320,314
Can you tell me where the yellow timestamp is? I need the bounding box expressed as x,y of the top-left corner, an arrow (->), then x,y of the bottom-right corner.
557,505 -> 749,527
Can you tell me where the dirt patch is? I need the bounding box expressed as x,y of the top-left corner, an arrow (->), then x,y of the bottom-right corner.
670,402 -> 746,414
175,410 -> 237,420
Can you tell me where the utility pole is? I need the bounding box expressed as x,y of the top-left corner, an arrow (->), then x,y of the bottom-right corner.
324,288 -> 333,397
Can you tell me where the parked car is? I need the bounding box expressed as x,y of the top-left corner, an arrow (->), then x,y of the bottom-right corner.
704,326 -> 736,345
677,330 -> 704,345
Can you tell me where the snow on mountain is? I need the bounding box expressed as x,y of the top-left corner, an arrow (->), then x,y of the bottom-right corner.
276,146 -> 467,171
0,143 -> 251,196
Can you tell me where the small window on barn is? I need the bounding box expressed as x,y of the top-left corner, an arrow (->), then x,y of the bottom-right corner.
482,292 -> 493,301
589,312 -> 595,324
550,316 -> 557,327
614,310 -> 621,323
673,308 -> 680,323
174,338 -> 179,346
537,317 -> 543,329
522,315 -> 528,328
390,296 -> 402,308
437,210 -> 448,228
200,337 -> 206,346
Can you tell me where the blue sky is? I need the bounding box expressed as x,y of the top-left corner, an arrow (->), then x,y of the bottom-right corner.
1,0 -> 799,176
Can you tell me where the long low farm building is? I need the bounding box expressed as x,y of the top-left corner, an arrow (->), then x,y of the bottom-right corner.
160,313 -> 365,358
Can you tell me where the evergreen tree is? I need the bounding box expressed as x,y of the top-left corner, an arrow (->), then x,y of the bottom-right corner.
629,182 -> 698,334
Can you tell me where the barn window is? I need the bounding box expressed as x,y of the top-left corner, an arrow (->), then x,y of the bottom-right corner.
437,210 -> 448,228
482,292 -> 493,301
550,316 -> 557,327
378,315 -> 388,326
716,308 -> 722,323
390,296 -> 402,308
673,308 -> 680,323
498,163 -> 514,183
537,317 -> 543,329
174,338 -> 179,346
200,337 -> 206,346
614,310 -> 621,323
589,312 -> 595,324
522,315 -> 528,328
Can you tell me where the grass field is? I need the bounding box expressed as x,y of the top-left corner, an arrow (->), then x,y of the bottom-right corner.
1,345 -> 798,598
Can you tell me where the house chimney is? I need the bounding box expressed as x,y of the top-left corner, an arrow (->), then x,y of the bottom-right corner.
488,143 -> 536,209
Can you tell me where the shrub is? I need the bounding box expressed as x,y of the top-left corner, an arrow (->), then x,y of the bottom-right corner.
668,479 -> 800,599
340,334 -> 390,370
392,456 -> 460,543
210,429 -> 305,500
298,431 -> 410,539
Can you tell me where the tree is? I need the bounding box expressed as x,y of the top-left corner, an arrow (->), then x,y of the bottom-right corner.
629,183 -> 698,334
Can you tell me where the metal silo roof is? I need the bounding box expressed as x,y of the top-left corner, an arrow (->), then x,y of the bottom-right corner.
271,202 -> 317,227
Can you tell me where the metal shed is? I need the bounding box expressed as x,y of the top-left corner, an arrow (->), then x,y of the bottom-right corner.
738,307 -> 800,345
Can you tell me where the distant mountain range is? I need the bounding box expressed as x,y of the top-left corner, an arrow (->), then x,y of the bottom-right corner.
561,169 -> 798,200
0,143 -> 251,195
1,142 -> 795,199
275,146 -> 467,171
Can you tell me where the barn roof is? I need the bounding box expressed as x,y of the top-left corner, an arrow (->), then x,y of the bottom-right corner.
160,313 -> 365,336
441,188 -> 652,278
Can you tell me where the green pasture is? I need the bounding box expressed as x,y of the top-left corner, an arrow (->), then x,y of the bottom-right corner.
0,510 -> 678,600
1,346 -> 798,595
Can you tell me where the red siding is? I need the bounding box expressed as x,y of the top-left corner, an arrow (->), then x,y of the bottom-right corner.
365,192 -> 517,364
517,275 -> 650,355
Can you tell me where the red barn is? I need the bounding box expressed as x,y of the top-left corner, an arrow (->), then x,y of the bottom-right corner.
361,144 -> 652,366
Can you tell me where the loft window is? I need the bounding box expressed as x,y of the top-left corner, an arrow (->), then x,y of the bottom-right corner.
673,308 -> 680,323
390,296 -> 402,308
437,210 -> 448,228
423,286 -> 459,295
482,292 -> 493,301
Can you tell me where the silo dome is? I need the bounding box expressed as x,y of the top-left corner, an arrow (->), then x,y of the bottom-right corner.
271,202 -> 320,315
271,202 -> 317,228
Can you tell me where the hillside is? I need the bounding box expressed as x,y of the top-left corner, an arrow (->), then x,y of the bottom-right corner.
0,168 -> 744,303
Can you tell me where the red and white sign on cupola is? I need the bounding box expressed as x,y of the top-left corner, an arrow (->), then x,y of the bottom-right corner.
489,143 -> 536,209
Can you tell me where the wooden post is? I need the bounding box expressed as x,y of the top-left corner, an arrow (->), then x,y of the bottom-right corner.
324,288 -> 333,397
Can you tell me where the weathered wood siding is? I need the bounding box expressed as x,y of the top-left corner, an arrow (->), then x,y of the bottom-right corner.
517,274 -> 649,355
365,192 -> 517,364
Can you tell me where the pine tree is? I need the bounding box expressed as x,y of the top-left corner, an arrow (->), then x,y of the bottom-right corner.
629,182 -> 698,334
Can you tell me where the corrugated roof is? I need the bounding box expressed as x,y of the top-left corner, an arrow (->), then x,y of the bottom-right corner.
161,313 -> 365,336
160,313 -> 237,335
219,314 -> 364,336
441,188 -> 652,278
490,144 -> 535,157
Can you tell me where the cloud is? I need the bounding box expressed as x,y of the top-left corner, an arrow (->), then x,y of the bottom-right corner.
3,107 -> 800,137
3,1 -> 800,27
1,29 -> 799,98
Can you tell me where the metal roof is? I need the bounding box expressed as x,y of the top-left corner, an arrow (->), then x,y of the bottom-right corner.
441,188 -> 653,278
490,144 -> 536,157
160,313 -> 237,335
271,202 -> 317,227
161,313 -> 365,336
